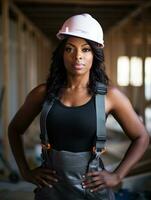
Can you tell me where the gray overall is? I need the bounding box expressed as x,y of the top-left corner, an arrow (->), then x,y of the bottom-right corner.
34,83 -> 115,200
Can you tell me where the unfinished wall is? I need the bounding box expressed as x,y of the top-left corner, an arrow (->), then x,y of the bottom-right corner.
0,1 -> 51,161
104,6 -> 151,131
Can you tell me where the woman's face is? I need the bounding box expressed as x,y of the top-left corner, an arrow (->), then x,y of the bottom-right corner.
63,37 -> 93,76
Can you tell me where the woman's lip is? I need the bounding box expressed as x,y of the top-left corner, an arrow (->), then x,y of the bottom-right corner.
72,63 -> 85,70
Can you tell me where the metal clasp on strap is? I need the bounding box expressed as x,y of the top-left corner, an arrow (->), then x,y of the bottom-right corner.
41,143 -> 52,162
92,146 -> 107,155
41,143 -> 51,150
100,147 -> 106,154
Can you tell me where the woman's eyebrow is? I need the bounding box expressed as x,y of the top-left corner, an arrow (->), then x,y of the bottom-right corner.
65,43 -> 90,47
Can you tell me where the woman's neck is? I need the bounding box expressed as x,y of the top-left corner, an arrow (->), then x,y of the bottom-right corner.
66,75 -> 89,90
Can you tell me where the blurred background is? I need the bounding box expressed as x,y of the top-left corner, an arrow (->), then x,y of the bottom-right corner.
0,0 -> 151,199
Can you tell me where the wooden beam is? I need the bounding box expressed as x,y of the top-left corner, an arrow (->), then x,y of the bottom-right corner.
16,15 -> 25,105
108,0 -> 151,33
141,10 -> 148,123
10,2 -> 50,44
2,0 -> 10,160
13,0 -> 143,6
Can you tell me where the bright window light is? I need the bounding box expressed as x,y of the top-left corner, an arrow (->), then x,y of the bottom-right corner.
130,57 -> 142,86
145,57 -> 151,100
145,107 -> 151,134
117,56 -> 129,86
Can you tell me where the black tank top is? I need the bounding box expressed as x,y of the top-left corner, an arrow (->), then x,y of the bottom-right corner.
46,96 -> 96,152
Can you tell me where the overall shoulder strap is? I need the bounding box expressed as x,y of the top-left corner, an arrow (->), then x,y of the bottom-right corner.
40,97 -> 56,145
95,82 -> 107,152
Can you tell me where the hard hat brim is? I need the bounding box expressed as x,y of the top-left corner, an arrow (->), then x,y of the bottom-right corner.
57,32 -> 104,47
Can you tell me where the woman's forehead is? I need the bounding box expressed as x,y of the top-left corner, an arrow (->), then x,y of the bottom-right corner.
66,36 -> 89,46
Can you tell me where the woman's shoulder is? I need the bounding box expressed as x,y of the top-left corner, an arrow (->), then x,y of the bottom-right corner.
25,83 -> 47,106
106,85 -> 131,111
8,84 -> 47,130
107,85 -> 123,97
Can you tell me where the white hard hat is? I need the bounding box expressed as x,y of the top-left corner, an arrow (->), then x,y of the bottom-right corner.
56,13 -> 104,47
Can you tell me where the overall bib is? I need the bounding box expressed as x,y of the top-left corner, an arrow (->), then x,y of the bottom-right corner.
34,83 -> 115,200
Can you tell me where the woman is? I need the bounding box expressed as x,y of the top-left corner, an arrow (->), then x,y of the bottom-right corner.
8,14 -> 149,200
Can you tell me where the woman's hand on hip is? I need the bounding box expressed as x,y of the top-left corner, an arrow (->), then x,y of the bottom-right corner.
82,170 -> 121,192
22,166 -> 59,188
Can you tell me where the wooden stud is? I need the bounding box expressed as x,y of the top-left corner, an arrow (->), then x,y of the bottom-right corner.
2,0 -> 10,160
16,15 -> 26,105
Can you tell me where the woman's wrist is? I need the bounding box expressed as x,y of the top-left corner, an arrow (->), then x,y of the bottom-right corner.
19,165 -> 31,178
113,170 -> 123,184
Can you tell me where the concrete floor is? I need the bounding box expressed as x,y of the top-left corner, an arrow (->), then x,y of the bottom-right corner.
0,181 -> 35,200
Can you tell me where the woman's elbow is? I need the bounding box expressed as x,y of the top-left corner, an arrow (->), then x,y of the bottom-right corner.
8,122 -> 21,138
144,132 -> 150,147
139,130 -> 150,150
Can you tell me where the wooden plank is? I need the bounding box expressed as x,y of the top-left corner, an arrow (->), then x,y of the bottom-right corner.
2,0 -> 10,160
108,0 -> 151,33
13,0 -> 143,6
36,33 -> 41,83
141,10 -> 148,123
10,2 -> 50,44
16,16 -> 25,105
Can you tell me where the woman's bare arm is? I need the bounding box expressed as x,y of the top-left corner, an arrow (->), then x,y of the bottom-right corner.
84,86 -> 149,191
107,87 -> 149,180
8,84 -> 58,187
8,84 -> 46,176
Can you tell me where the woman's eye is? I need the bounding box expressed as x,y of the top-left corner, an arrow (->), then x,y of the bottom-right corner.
65,47 -> 74,53
82,48 -> 91,52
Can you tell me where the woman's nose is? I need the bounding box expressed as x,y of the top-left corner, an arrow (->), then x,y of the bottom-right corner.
75,49 -> 82,60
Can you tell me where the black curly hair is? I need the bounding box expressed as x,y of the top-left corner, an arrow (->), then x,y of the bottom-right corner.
46,37 -> 109,99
